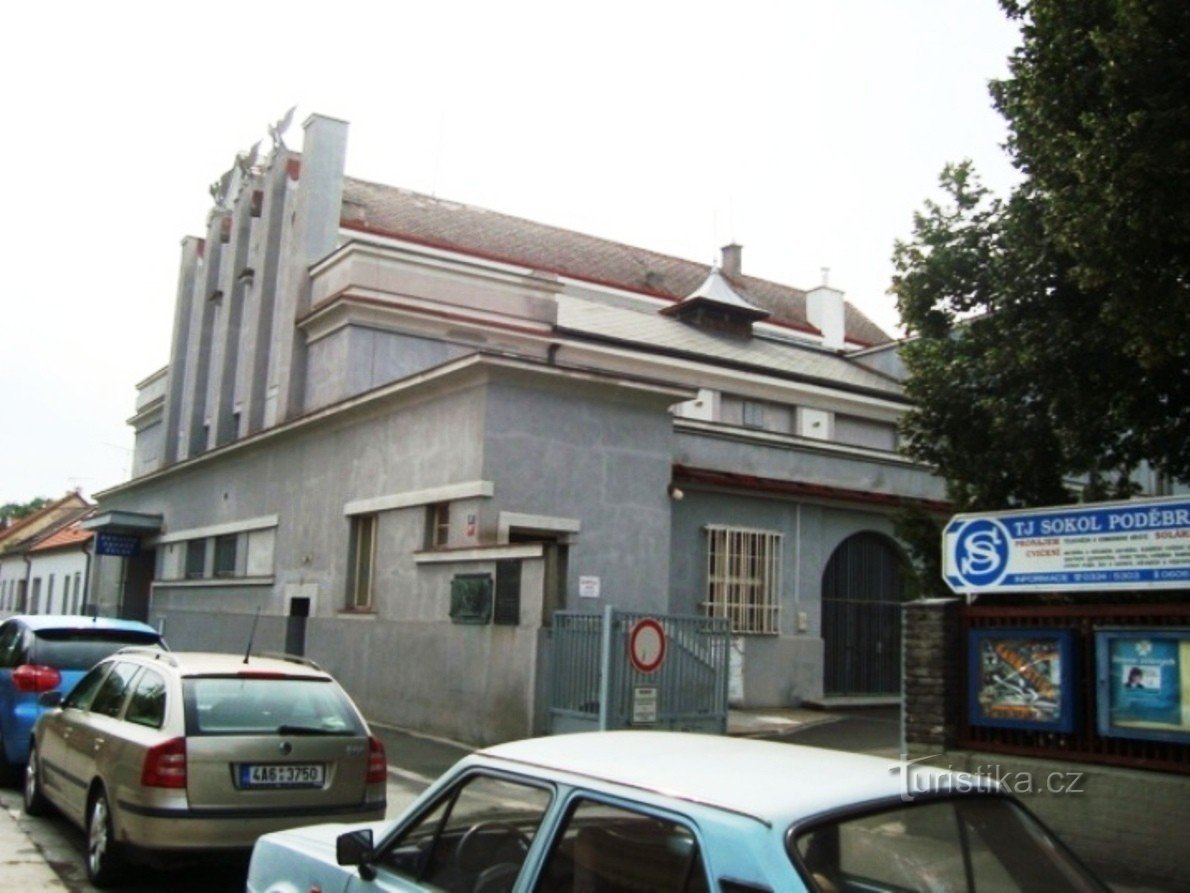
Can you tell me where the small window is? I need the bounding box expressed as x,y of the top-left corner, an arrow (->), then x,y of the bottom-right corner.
375,773 -> 551,887
742,400 -> 766,429
185,539 -> 207,578
125,668 -> 167,729
214,534 -> 238,577
347,514 -> 376,611
426,502 -> 450,549
536,798 -> 710,892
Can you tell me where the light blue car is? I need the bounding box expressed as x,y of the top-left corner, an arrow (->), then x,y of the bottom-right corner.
247,731 -> 1106,892
0,614 -> 163,776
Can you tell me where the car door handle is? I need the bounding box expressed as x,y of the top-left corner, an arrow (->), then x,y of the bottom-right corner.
92,738 -> 105,750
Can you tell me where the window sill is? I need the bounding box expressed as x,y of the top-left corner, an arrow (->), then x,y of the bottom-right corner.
414,543 -> 543,564
153,576 -> 274,589
336,609 -> 377,620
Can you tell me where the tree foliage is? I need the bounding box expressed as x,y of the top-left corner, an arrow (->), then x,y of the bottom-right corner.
0,497 -> 51,523
891,1 -> 1189,592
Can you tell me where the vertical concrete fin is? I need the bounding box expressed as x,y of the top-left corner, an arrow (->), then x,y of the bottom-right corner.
162,236 -> 202,466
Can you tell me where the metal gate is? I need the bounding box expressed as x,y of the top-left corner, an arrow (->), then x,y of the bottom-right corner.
549,607 -> 730,735
823,532 -> 905,695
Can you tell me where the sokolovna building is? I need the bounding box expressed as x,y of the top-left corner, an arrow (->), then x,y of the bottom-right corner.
86,113 -> 948,743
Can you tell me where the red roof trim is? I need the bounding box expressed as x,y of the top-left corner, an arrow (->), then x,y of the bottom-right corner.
672,464 -> 950,514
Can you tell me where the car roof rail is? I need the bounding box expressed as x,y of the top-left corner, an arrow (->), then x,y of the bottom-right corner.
254,651 -> 325,672
115,646 -> 179,668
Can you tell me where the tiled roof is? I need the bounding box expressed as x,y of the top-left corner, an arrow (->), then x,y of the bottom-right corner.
29,521 -> 93,553
339,178 -> 892,347
0,493 -> 91,552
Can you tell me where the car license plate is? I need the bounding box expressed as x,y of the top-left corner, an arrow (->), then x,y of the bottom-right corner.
239,763 -> 325,788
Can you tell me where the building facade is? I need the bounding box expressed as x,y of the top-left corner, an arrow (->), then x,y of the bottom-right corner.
89,114 -> 946,744
0,493 -> 93,617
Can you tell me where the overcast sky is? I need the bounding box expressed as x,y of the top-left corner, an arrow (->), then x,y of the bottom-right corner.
0,1 -> 1022,506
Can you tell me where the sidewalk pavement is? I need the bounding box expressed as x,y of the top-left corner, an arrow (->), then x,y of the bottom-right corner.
0,791 -> 66,889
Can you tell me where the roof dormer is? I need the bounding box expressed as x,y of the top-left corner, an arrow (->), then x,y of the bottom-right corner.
661,246 -> 769,338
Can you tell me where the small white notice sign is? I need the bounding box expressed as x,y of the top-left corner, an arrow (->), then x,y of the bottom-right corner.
578,575 -> 601,599
632,686 -> 658,725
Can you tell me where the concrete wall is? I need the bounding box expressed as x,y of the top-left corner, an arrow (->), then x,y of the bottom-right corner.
305,327 -> 470,411
482,375 -> 677,616
675,427 -> 944,503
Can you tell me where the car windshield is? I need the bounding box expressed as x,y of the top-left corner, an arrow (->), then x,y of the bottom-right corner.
791,795 -> 1104,893
31,629 -> 162,670
184,676 -> 365,736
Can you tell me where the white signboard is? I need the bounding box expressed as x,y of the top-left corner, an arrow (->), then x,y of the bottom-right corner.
632,686 -> 658,724
578,576 -> 601,599
943,496 -> 1190,594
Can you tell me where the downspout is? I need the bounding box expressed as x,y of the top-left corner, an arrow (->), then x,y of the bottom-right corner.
83,534 -> 95,617
22,553 -> 32,613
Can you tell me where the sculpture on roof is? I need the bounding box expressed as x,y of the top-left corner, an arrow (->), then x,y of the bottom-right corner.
269,105 -> 297,151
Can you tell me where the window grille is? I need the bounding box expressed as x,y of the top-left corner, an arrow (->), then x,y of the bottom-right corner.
703,526 -> 781,634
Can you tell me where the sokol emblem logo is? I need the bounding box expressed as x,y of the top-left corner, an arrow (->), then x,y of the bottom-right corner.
954,519 -> 1010,588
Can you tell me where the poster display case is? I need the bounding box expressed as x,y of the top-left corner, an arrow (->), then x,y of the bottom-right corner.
968,628 -> 1077,733
1096,628 -> 1190,743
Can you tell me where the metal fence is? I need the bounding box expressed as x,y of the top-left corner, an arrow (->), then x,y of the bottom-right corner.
549,607 -> 730,735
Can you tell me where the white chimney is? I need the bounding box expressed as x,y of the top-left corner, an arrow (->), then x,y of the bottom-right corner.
806,284 -> 846,349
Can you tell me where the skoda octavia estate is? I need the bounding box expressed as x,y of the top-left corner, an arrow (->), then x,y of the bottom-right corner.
25,648 -> 386,886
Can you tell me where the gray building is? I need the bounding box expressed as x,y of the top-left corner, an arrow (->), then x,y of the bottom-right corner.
89,113 -> 945,744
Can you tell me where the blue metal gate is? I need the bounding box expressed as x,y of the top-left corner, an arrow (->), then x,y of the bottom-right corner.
549,607 -> 730,734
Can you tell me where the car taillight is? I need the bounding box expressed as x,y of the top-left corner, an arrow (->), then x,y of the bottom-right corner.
142,737 -> 187,789
11,664 -> 62,694
367,735 -> 387,784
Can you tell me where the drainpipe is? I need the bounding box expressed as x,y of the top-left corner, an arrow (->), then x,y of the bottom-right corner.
22,554 -> 32,613
82,534 -> 95,617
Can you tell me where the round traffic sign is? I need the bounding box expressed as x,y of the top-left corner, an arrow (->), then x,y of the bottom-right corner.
628,618 -> 666,674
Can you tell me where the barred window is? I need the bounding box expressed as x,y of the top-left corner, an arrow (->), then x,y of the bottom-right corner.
703,526 -> 781,634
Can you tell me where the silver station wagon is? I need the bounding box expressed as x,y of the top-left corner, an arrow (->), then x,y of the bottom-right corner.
247,731 -> 1105,893
25,649 -> 387,886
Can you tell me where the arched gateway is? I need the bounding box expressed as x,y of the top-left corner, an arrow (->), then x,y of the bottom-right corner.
822,532 -> 906,695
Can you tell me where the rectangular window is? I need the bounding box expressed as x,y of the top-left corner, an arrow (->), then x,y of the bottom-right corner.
185,539 -> 207,578
704,526 -> 781,634
347,514 -> 376,611
426,502 -> 450,549
742,400 -> 767,429
213,534 -> 238,577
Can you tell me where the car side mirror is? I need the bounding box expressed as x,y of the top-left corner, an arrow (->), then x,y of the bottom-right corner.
38,691 -> 63,709
336,828 -> 375,874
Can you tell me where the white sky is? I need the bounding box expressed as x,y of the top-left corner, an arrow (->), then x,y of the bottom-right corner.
0,0 -> 1021,506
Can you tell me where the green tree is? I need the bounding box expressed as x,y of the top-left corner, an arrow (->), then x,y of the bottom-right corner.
891,0 -> 1189,593
0,497 -> 51,522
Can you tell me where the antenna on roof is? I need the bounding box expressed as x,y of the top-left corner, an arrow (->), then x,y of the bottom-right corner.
243,607 -> 262,664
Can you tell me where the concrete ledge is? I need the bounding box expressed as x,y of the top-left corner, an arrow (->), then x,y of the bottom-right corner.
801,695 -> 901,709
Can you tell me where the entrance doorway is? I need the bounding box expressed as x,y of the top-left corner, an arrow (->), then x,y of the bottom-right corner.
822,532 -> 905,695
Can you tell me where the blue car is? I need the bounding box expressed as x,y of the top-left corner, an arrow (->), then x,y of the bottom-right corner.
0,615 -> 164,777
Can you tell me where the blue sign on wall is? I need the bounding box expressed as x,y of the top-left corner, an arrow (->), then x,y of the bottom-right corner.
943,497 -> 1190,594
95,532 -> 140,557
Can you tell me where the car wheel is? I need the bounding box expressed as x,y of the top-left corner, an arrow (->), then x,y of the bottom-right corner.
23,745 -> 51,816
86,788 -> 126,887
